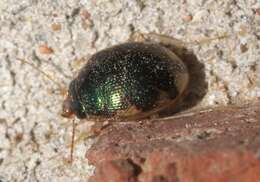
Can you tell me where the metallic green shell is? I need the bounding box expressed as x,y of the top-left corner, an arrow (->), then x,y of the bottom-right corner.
68,42 -> 188,118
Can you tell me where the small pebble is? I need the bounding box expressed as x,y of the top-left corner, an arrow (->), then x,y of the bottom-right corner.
81,19 -> 94,30
80,9 -> 93,30
38,45 -> 54,54
80,9 -> 91,19
240,44 -> 248,53
256,8 -> 260,15
183,15 -> 193,22
51,23 -> 62,31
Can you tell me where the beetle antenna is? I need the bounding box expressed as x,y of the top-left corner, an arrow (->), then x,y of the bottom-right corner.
186,34 -> 229,45
16,58 -> 65,95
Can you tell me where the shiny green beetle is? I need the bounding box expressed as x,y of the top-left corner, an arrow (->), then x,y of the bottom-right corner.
62,42 -> 189,121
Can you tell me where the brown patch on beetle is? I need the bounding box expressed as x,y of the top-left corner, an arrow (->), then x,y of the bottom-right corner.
117,88 -> 189,121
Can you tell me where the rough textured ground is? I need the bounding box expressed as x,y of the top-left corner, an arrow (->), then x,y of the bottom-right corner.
0,0 -> 259,181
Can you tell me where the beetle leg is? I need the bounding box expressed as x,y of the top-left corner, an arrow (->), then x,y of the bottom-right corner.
129,32 -> 228,57
72,121 -> 110,145
130,32 -> 228,46
129,32 -> 186,57
129,31 -> 183,45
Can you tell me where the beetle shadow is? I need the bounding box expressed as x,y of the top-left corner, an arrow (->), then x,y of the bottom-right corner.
160,44 -> 208,117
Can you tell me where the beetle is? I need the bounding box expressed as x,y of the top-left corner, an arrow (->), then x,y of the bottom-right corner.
60,34 -> 190,162
18,33 -> 191,163
62,41 -> 189,121
17,32 -> 227,163
18,32 -> 227,163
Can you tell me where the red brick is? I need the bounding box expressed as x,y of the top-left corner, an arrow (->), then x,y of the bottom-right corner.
86,102 -> 260,182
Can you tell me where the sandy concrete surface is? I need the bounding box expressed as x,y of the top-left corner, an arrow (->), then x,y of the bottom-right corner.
0,0 -> 259,181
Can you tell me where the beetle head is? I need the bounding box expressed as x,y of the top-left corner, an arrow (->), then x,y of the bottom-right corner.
62,94 -> 75,118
